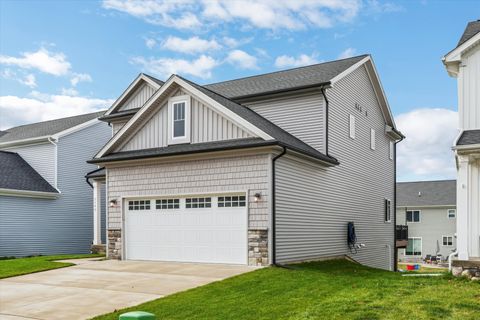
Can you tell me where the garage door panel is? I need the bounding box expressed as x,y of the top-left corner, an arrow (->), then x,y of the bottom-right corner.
125,195 -> 248,264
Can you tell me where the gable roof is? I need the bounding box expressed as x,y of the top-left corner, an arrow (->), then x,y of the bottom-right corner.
0,151 -> 58,195
396,180 -> 456,207
457,20 -> 480,47
456,129 -> 480,146
0,111 -> 105,145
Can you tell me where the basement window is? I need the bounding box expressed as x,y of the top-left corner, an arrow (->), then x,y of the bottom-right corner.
168,95 -> 191,145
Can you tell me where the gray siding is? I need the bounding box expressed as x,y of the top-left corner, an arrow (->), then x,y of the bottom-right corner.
0,121 -> 111,256
107,153 -> 270,230
119,92 -> 253,152
275,65 -> 395,270
246,92 -> 326,153
112,121 -> 128,135
119,83 -> 156,111
2,142 -> 56,187
397,207 -> 456,262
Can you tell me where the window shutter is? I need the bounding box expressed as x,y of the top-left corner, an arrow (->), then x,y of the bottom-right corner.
349,115 -> 355,139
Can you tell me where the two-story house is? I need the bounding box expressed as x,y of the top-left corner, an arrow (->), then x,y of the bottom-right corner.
443,20 -> 480,262
87,55 -> 404,270
396,180 -> 456,263
0,112 -> 111,257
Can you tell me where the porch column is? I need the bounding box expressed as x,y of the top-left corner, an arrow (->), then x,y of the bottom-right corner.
93,180 -> 102,245
457,155 -> 469,260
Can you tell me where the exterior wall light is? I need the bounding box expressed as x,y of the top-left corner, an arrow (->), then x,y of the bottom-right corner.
109,199 -> 118,208
254,193 -> 261,202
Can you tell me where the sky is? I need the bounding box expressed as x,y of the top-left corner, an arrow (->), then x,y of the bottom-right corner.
0,0 -> 478,182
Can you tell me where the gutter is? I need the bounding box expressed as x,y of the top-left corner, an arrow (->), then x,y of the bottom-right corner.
230,82 -> 332,102
393,134 -> 405,271
320,87 -> 330,155
0,188 -> 60,199
271,146 -> 287,266
0,135 -> 51,148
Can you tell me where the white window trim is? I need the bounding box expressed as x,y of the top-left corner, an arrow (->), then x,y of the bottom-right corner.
442,235 -> 454,246
168,95 -> 191,145
384,198 -> 392,223
349,114 -> 355,139
405,237 -> 422,256
370,128 -> 376,150
406,209 -> 421,223
389,141 -> 394,160
447,209 -> 456,219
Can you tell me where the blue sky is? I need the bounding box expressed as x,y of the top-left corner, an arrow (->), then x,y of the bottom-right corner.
0,0 -> 478,181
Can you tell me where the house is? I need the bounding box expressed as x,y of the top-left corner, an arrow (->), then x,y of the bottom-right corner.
87,55 -> 404,270
443,20 -> 480,262
396,180 -> 456,262
0,112 -> 111,257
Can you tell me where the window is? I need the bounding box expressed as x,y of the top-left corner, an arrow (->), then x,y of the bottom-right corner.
173,102 -> 185,138
218,195 -> 246,207
406,238 -> 422,256
168,95 -> 191,144
389,141 -> 394,160
186,197 -> 212,208
349,114 -> 355,139
406,210 -> 421,223
384,199 -> 391,222
448,209 -> 456,219
442,236 -> 453,246
370,128 -> 376,150
128,200 -> 151,210
156,199 -> 180,210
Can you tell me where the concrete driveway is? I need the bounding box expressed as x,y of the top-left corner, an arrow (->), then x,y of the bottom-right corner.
0,258 -> 253,320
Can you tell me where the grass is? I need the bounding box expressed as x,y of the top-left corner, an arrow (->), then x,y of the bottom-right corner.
92,259 -> 479,320
0,254 -> 103,279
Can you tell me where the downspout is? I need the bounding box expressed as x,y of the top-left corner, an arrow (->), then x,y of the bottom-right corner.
272,146 -> 287,266
320,87 -> 329,155
448,250 -> 458,272
47,137 -> 58,190
393,135 -> 405,271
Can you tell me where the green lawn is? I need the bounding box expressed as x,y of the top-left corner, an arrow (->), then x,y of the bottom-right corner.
93,259 -> 479,320
0,254 -> 103,279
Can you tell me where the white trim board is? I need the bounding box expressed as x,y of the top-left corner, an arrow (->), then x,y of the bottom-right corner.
0,188 -> 60,199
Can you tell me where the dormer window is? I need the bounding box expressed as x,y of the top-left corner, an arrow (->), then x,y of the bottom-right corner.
168,95 -> 191,144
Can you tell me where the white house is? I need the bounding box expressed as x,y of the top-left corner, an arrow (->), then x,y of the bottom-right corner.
443,20 -> 480,262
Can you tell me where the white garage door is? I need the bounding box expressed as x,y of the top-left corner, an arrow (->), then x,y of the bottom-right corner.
125,195 -> 248,264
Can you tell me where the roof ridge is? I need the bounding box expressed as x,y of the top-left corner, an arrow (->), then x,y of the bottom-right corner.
205,54 -> 370,87
3,110 -> 106,131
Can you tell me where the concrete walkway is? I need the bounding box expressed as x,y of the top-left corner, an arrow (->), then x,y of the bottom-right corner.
0,258 -> 253,320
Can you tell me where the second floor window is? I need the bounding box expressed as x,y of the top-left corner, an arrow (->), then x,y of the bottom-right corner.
406,210 -> 420,223
173,102 -> 185,138
168,95 -> 191,145
448,209 -> 456,219
384,199 -> 391,222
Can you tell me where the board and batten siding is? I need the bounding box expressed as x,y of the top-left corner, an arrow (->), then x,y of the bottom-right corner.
459,45 -> 480,130
106,154 -> 270,230
112,121 -> 128,135
275,65 -> 395,270
396,207 -> 456,262
2,142 -> 56,187
118,83 -> 156,112
0,121 -> 111,256
118,92 -> 253,152
246,92 -> 326,153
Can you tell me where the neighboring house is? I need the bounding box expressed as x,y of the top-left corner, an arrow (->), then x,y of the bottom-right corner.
396,180 -> 457,262
87,55 -> 404,270
0,112 -> 111,257
443,20 -> 480,261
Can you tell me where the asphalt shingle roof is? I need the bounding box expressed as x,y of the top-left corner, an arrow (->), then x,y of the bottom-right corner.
457,20 -> 480,47
0,151 -> 58,193
396,180 -> 456,207
0,111 -> 105,144
204,55 -> 368,99
457,129 -> 480,146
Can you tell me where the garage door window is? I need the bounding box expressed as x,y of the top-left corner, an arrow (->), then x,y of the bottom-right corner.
128,200 -> 151,210
156,199 -> 180,209
218,195 -> 246,208
186,197 -> 212,208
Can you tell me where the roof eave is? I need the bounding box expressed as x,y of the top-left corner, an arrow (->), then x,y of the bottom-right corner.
0,188 -> 60,199
0,135 -> 51,148
231,82 -> 331,102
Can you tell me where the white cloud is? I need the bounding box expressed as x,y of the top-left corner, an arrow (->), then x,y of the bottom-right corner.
1,69 -> 36,88
0,93 -> 113,129
145,37 -> 156,49
396,108 -> 458,181
131,54 -> 218,79
20,74 -> 37,88
274,54 -> 320,68
61,88 -> 79,96
102,0 -> 364,30
338,48 -> 357,59
162,36 -> 221,54
0,47 -> 71,76
70,73 -> 92,86
225,50 -> 258,69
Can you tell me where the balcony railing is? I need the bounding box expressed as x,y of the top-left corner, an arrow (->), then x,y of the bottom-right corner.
396,225 -> 408,248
